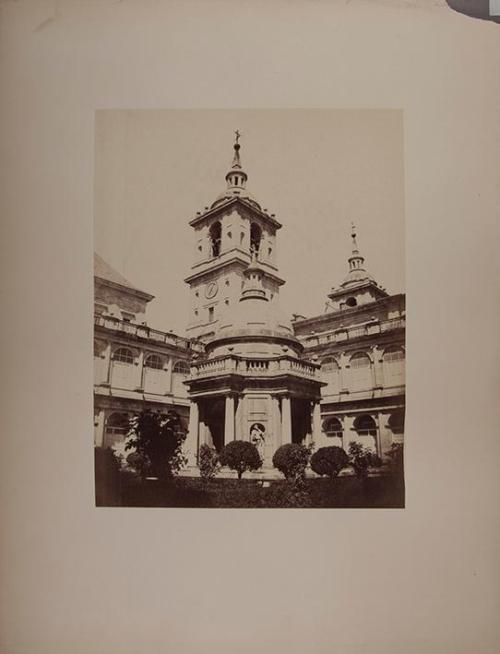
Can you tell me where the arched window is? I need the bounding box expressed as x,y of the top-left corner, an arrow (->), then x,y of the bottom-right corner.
321,357 -> 340,394
323,417 -> 343,438
250,222 -> 262,256
144,354 -> 165,394
321,357 -> 338,372
388,409 -> 405,436
354,414 -> 377,437
173,360 -> 190,375
144,354 -> 163,370
349,352 -> 372,392
350,352 -> 370,368
105,412 -> 129,446
209,221 -> 222,257
112,347 -> 134,364
383,347 -> 405,388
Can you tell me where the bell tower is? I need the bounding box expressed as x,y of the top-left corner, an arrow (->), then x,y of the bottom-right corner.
327,223 -> 389,310
184,132 -> 285,340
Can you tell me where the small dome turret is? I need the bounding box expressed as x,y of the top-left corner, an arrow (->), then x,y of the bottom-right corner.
210,131 -> 262,210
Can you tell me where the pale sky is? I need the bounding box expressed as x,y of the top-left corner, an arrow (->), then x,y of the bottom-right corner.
94,109 -> 405,334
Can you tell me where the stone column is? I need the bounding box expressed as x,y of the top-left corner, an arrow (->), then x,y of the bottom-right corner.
272,395 -> 282,450
235,394 -> 245,440
185,401 -> 200,466
224,394 -> 235,444
312,401 -> 322,446
342,415 -> 356,452
281,395 -> 292,445
376,412 -> 387,457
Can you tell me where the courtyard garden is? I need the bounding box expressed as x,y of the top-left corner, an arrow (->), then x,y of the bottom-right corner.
95,409 -> 404,509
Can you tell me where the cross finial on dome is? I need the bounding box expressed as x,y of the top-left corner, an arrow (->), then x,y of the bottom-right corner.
225,130 -> 247,187
347,222 -> 365,275
351,221 -> 359,254
231,129 -> 243,170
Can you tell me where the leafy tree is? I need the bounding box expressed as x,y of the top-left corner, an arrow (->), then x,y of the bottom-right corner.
385,442 -> 404,476
219,440 -> 262,480
126,409 -> 187,479
348,441 -> 382,479
310,446 -> 349,480
272,443 -> 311,483
198,444 -> 220,480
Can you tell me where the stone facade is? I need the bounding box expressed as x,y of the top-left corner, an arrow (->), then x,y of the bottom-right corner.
182,141 -> 325,470
293,228 -> 405,458
93,254 -> 202,454
94,138 -> 405,471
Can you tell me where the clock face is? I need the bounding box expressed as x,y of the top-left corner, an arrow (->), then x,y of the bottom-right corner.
205,281 -> 218,299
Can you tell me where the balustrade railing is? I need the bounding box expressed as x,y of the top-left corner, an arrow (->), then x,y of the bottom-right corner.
304,315 -> 405,346
190,355 -> 320,380
94,314 -> 205,352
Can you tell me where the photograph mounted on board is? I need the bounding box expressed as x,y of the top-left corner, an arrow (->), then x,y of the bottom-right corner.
93,109 -> 405,508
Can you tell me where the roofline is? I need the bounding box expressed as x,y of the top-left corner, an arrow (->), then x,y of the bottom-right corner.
184,255 -> 286,286
94,276 -> 155,302
328,280 -> 389,300
293,293 -> 406,328
188,197 -> 282,230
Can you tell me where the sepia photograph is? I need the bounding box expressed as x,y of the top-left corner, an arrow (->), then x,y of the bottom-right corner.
3,1 -> 500,652
94,109 -> 405,508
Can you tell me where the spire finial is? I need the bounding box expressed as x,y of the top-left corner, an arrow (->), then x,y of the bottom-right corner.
347,221 -> 364,272
225,130 -> 247,189
231,129 -> 242,170
350,221 -> 359,254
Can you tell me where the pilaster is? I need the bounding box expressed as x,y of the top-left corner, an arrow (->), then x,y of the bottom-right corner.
372,345 -> 384,396
94,408 -> 105,447
338,351 -> 350,395
281,395 -> 292,445
186,401 -> 200,465
135,350 -> 144,391
101,341 -> 112,386
312,401 -> 322,446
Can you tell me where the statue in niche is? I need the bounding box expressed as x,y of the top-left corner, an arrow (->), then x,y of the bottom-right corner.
250,423 -> 266,458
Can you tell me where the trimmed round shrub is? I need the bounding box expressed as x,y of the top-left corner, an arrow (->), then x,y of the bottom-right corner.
198,444 -> 220,480
219,440 -> 262,479
310,446 -> 349,479
348,441 -> 382,479
272,443 -> 310,482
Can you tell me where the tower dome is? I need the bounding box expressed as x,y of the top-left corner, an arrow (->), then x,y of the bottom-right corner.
206,253 -> 302,358
341,223 -> 375,287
